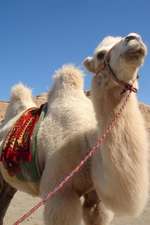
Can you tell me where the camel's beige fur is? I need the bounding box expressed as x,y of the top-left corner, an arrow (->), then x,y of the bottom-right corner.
0,84 -> 39,195
0,84 -> 37,225
0,66 -> 98,225
84,33 -> 149,221
0,83 -> 36,140
0,34 -> 149,225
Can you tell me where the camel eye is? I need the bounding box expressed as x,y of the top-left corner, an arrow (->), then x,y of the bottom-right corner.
96,51 -> 106,60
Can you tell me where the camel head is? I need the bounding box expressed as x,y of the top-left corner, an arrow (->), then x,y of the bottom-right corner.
84,33 -> 147,88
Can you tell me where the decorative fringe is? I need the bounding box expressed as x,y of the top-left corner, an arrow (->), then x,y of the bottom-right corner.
0,105 -> 44,176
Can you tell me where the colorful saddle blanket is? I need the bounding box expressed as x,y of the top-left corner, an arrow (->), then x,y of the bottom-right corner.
0,104 -> 47,182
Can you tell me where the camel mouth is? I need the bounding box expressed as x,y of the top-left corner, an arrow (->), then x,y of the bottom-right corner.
126,48 -> 145,56
123,46 -> 146,60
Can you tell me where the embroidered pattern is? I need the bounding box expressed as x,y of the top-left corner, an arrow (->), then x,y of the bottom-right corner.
0,106 -> 44,177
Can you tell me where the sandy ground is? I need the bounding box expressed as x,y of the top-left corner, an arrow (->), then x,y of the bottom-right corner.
4,190 -> 150,225
4,192 -> 44,225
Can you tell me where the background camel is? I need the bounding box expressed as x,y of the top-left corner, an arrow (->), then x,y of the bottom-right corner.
0,84 -> 37,225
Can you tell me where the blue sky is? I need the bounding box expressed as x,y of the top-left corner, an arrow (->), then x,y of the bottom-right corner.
0,0 -> 150,104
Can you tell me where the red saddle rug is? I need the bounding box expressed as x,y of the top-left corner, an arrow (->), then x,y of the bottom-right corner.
0,104 -> 46,179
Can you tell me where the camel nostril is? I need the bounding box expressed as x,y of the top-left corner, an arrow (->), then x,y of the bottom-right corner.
125,35 -> 140,43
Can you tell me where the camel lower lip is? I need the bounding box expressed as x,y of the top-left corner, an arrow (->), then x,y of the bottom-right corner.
125,48 -> 145,57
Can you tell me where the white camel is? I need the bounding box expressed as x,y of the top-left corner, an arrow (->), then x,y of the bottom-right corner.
0,33 -> 149,225
84,32 -> 149,223
0,83 -> 36,141
0,84 -> 36,225
0,66 -> 99,225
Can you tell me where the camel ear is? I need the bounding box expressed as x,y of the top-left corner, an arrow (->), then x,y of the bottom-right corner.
83,57 -> 95,73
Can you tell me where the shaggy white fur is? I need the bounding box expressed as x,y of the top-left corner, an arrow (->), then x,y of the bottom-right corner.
84,33 -> 149,221
0,84 -> 38,195
0,65 -> 99,225
0,84 -> 36,225
0,34 -> 149,225
0,83 -> 36,141
4,83 -> 36,123
37,65 -> 98,225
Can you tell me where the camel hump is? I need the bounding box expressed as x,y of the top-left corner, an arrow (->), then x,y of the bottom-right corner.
53,65 -> 84,89
10,83 -> 34,103
8,83 -> 36,114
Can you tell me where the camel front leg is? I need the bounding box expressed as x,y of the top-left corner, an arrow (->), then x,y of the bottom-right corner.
43,189 -> 82,225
